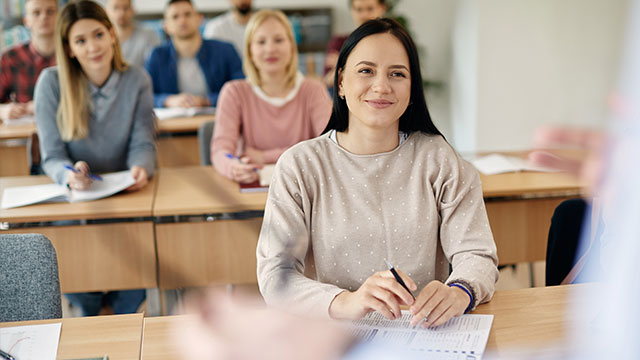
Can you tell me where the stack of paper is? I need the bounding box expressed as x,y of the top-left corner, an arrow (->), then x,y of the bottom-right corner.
350,311 -> 493,359
153,107 -> 216,120
471,154 -> 557,175
0,323 -> 61,360
1,170 -> 135,209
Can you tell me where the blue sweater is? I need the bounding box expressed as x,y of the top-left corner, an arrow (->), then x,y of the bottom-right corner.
145,39 -> 244,107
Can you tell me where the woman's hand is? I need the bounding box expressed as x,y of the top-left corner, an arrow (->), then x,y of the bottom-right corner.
126,166 -> 148,191
329,269 -> 417,320
243,146 -> 266,165
230,156 -> 261,184
409,280 -> 470,328
66,161 -> 92,190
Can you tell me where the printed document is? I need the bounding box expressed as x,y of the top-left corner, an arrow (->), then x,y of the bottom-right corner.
350,311 -> 493,359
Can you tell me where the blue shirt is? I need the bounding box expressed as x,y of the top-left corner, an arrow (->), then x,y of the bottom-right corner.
145,39 -> 244,107
34,66 -> 157,185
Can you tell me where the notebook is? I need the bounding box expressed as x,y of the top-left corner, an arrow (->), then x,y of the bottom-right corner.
350,311 -> 493,359
1,170 -> 135,209
239,164 -> 275,193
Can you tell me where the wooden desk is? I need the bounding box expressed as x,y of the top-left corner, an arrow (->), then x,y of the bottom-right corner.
480,170 -> 583,265
156,115 -> 214,167
139,284 -> 586,358
0,313 -> 144,359
0,176 -> 157,293
0,122 -> 36,176
153,167 -> 265,289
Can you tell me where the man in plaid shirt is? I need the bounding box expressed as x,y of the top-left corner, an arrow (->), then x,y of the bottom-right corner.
0,0 -> 57,121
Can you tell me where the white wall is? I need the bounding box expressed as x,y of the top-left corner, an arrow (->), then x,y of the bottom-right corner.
458,0 -> 628,152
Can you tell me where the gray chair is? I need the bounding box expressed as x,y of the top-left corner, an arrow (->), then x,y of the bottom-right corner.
0,234 -> 62,321
198,120 -> 215,165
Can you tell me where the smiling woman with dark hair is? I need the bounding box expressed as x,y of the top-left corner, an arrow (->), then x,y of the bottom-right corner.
257,18 -> 498,328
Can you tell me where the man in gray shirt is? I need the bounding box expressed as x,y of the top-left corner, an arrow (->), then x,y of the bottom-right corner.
203,0 -> 252,58
106,0 -> 161,68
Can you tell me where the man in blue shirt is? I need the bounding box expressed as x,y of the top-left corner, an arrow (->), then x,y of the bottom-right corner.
146,0 -> 244,108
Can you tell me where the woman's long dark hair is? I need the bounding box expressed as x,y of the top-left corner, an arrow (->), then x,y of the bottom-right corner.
322,18 -> 442,137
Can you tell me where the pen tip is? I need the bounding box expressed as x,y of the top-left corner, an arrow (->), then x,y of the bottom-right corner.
384,259 -> 393,269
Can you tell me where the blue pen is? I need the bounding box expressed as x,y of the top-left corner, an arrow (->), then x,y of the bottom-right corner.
64,164 -> 103,181
225,153 -> 259,172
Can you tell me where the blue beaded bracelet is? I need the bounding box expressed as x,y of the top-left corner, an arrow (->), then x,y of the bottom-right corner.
448,283 -> 474,313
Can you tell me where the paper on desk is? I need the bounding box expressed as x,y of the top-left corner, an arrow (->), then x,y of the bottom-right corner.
1,115 -> 36,125
68,170 -> 135,203
350,311 -> 493,359
0,322 -> 62,360
1,183 -> 67,209
259,164 -> 275,187
153,106 -> 216,120
471,153 -> 557,175
1,170 -> 135,209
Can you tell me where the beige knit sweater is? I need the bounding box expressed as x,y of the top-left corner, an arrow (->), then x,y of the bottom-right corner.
256,132 -> 499,318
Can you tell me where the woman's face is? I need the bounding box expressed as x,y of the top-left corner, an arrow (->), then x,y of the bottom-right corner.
250,17 -> 293,78
67,19 -> 115,78
338,33 -> 411,133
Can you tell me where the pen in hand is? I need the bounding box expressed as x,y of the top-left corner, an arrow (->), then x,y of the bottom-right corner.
0,349 -> 15,360
384,259 -> 415,301
64,164 -> 103,181
225,153 -> 259,172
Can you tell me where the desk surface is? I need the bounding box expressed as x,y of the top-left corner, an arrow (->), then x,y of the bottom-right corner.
0,122 -> 36,140
480,171 -> 582,198
141,284 -> 586,358
0,175 -> 156,223
153,166 -> 266,216
153,165 -> 581,216
155,114 -> 214,134
0,285 -> 588,359
0,313 -> 144,359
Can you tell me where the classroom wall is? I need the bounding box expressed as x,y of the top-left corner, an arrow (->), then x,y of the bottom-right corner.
453,0 -> 629,152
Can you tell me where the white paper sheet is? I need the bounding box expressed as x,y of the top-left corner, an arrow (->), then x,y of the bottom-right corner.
471,153 -> 557,175
1,183 -> 67,209
259,164 -> 275,187
69,170 -> 135,203
0,322 -> 62,360
1,170 -> 135,209
153,106 -> 216,120
350,311 -> 493,359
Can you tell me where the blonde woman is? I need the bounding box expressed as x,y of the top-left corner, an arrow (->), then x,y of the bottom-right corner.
211,9 -> 332,184
34,0 -> 155,316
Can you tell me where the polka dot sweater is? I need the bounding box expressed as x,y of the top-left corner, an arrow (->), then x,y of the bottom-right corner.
256,131 -> 499,318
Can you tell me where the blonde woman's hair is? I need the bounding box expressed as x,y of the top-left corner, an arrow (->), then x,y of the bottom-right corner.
55,0 -> 127,141
243,9 -> 299,89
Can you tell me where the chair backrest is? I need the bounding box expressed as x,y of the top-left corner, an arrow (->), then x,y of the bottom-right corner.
0,234 -> 62,322
198,121 -> 216,166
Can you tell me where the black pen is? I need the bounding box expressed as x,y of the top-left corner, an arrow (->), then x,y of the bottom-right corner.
384,259 -> 415,300
0,349 -> 15,360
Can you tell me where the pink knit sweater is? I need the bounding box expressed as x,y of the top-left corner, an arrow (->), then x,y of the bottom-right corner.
211,78 -> 332,179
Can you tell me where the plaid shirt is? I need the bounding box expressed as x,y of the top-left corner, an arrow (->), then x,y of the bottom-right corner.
0,41 -> 55,103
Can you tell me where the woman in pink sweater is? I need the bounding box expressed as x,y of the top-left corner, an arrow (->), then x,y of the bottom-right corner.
211,9 -> 332,183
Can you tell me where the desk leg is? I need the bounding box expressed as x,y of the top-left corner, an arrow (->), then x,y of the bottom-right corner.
157,136 -> 200,167
0,139 -> 29,176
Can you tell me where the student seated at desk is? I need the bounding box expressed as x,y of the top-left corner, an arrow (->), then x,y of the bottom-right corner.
0,0 -> 57,121
34,0 -> 156,316
145,0 -> 244,109
257,18 -> 498,328
211,9 -> 332,184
